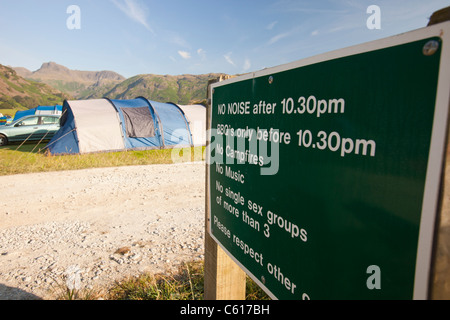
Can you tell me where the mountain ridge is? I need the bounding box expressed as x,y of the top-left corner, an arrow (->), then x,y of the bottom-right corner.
100,72 -> 226,105
13,62 -> 228,105
14,62 -> 126,98
16,62 -> 126,83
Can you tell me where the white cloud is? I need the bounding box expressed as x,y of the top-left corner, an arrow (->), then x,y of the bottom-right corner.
167,32 -> 189,48
197,48 -> 206,60
178,51 -> 191,59
311,29 -> 319,36
267,32 -> 290,45
112,0 -> 154,33
266,21 -> 278,30
243,58 -> 251,71
224,52 -> 236,66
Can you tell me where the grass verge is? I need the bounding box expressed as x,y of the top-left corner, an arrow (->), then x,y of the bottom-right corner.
58,260 -> 270,300
0,142 -> 205,176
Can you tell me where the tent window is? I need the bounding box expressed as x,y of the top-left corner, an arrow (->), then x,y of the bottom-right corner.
121,107 -> 155,138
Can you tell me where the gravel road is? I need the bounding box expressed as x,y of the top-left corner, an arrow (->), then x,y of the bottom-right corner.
0,162 -> 206,300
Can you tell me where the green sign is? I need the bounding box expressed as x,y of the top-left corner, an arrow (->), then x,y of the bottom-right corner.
209,24 -> 450,300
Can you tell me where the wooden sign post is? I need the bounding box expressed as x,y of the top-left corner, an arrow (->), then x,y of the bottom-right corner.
204,76 -> 246,300
427,7 -> 450,299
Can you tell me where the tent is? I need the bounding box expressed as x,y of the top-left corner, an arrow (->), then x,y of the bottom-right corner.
0,115 -> 12,125
13,105 -> 62,121
178,104 -> 207,147
46,97 -> 206,155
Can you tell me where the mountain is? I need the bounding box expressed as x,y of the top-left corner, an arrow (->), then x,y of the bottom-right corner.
97,73 -> 226,105
14,62 -> 126,99
0,64 -> 71,110
14,62 -> 227,105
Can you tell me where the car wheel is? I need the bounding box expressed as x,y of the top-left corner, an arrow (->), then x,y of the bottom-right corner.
0,134 -> 8,146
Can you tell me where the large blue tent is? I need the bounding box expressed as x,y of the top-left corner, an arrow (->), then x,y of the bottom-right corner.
46,97 -> 206,155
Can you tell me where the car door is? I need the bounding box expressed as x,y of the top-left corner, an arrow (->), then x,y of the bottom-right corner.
12,116 -> 40,141
36,116 -> 60,140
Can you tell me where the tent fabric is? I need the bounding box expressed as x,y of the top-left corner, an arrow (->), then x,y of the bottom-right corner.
46,103 -> 80,154
178,104 -> 206,146
35,105 -> 63,116
109,97 -> 162,150
46,98 -> 206,155
151,100 -> 191,147
121,107 -> 155,138
13,105 -> 62,121
70,99 -> 125,154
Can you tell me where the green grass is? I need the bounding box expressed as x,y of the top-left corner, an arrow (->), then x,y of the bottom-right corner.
0,107 -> 26,117
58,260 -> 270,300
0,142 -> 206,176
108,261 -> 206,300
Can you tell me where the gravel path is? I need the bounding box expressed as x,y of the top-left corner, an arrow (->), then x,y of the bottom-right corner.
0,162 -> 206,300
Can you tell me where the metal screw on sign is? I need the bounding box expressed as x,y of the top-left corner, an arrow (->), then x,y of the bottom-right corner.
268,76 -> 274,84
423,40 -> 439,56
261,276 -> 266,284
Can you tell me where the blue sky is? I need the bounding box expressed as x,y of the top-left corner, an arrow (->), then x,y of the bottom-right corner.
0,0 -> 448,78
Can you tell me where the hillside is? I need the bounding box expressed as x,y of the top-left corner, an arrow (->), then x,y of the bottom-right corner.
15,62 -> 125,99
98,73 -> 226,105
14,62 -> 227,105
0,64 -> 71,111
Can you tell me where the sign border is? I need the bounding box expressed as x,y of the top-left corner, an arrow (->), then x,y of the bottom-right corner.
208,21 -> 450,300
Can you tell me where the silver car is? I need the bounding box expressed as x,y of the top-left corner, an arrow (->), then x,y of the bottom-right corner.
0,115 -> 60,146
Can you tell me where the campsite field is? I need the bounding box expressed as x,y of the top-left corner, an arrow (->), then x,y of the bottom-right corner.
0,144 -> 209,299
0,159 -> 206,299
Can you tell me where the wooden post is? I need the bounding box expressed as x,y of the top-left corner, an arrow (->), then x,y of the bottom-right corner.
430,127 -> 450,299
204,76 -> 246,300
427,6 -> 450,26
428,6 -> 450,300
